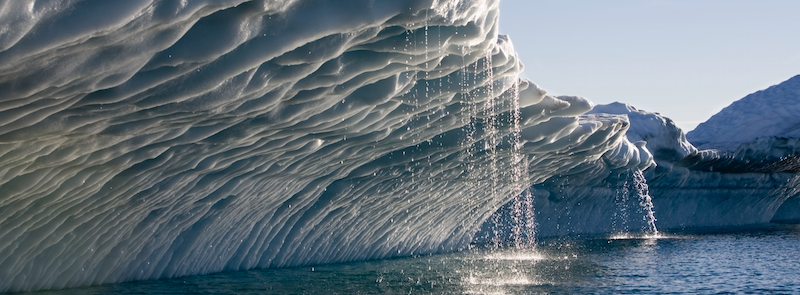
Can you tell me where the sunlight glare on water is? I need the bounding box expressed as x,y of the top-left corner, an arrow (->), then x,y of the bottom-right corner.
482,247 -> 547,262
608,232 -> 668,240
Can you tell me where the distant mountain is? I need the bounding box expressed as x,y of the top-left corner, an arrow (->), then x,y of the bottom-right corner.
688,74 -> 800,151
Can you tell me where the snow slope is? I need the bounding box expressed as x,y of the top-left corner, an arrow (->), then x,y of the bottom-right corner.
688,74 -> 800,151
0,0 -> 652,292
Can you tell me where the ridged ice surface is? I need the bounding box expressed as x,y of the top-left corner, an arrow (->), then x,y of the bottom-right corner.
0,0 -> 652,292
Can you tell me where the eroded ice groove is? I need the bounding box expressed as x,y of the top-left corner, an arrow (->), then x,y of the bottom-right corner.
0,0 -> 647,292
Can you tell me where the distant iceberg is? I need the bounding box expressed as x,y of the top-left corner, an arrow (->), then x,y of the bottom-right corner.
486,76 -> 800,238
0,0 -> 653,292
687,74 -> 800,224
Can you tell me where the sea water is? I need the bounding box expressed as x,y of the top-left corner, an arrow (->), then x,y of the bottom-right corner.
29,224 -> 800,294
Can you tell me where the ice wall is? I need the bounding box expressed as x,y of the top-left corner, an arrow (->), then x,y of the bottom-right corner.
0,0 -> 650,292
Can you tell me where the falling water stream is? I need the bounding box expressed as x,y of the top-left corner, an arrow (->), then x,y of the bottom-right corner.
507,80 -> 535,249
632,169 -> 659,236
612,170 -> 660,238
611,175 -> 632,234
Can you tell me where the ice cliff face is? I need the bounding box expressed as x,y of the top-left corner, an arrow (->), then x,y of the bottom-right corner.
0,0 -> 652,292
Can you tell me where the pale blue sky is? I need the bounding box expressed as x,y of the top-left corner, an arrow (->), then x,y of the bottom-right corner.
499,0 -> 800,131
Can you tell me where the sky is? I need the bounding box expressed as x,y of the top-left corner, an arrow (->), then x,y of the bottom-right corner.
498,0 -> 800,132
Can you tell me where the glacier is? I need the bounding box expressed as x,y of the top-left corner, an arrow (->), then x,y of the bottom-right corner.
0,0 -> 656,292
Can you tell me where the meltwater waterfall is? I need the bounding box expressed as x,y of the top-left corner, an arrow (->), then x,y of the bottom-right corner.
632,170 -> 659,236
0,0 -> 658,292
610,170 -> 659,237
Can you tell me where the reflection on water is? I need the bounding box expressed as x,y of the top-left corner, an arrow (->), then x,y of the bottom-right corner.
32,224 -> 800,295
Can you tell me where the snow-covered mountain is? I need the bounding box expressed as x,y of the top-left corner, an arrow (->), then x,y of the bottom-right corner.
688,74 -> 800,152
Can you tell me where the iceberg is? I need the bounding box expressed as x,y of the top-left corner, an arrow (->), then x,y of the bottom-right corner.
0,0 -> 652,292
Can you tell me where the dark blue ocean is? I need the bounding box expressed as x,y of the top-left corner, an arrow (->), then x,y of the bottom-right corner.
31,224 -> 800,294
